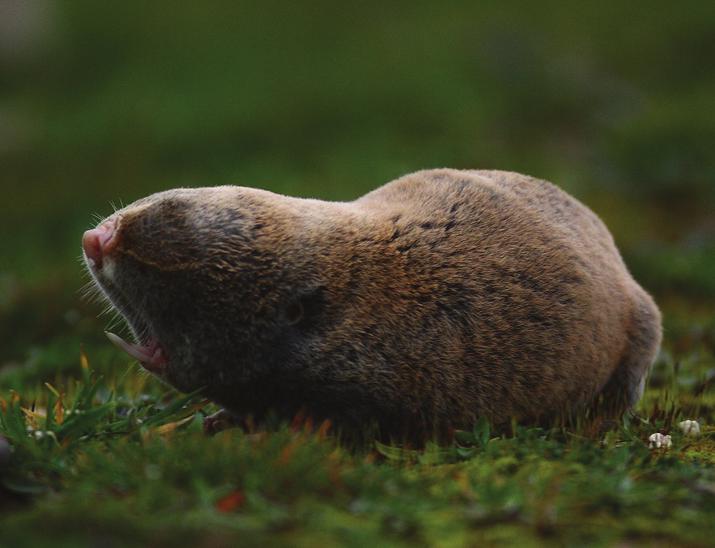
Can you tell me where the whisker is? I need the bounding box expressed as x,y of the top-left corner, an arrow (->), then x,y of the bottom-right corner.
106,316 -> 126,334
98,301 -> 119,317
85,292 -> 106,306
78,286 -> 99,300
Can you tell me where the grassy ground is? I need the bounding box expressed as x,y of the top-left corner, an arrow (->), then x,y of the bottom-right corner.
1,2 -> 714,546
1,318 -> 714,546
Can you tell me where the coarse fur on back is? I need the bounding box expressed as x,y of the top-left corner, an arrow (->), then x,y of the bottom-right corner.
83,169 -> 662,442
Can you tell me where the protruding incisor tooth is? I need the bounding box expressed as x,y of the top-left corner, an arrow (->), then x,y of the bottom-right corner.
105,331 -> 152,363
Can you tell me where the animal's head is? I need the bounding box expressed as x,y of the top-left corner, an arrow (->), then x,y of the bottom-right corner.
82,187 -> 326,395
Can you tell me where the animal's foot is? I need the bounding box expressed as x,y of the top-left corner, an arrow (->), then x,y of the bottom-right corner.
203,409 -> 239,436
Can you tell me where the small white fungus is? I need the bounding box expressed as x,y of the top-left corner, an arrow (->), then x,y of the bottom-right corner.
678,419 -> 701,436
648,433 -> 672,449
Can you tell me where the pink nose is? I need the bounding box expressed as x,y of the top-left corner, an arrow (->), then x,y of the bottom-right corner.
82,218 -> 118,268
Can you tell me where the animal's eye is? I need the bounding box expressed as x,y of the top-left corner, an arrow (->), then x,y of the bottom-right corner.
285,301 -> 304,325
283,287 -> 326,328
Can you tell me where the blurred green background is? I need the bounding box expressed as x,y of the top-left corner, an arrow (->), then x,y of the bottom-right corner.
1,0 -> 714,374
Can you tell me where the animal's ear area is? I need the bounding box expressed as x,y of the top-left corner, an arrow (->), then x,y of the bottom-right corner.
283,286 -> 327,327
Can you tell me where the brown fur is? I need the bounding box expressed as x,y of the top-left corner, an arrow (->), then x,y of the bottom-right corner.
85,169 -> 662,441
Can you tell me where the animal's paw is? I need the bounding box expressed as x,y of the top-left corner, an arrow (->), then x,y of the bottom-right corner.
203,409 -> 238,436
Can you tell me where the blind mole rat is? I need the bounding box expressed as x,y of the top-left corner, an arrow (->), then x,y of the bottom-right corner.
82,169 -> 662,441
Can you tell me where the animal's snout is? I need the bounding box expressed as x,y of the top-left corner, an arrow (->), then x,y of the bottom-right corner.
82,217 -> 119,269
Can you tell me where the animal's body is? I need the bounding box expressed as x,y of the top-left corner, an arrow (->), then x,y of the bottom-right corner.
82,169 -> 662,441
